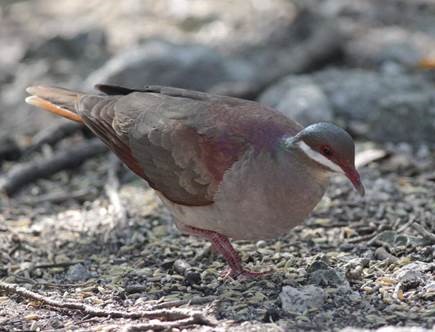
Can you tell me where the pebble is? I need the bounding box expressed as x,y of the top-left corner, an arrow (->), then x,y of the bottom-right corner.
280,285 -> 325,313
65,263 -> 93,282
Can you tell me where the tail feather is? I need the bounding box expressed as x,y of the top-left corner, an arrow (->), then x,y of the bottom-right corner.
25,86 -> 83,123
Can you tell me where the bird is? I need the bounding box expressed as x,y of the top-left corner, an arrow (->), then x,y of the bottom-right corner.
25,84 -> 364,279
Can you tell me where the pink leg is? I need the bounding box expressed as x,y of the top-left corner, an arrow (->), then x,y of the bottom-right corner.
183,225 -> 268,279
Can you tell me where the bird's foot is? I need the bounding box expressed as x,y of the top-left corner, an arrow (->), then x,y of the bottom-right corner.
183,225 -> 272,280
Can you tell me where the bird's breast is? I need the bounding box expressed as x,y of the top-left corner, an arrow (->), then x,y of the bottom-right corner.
163,148 -> 329,240
211,149 -> 328,239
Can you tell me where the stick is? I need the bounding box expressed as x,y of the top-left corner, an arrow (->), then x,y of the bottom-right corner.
0,281 -> 215,327
0,137 -> 21,163
211,13 -> 344,98
149,296 -> 216,310
412,223 -> 435,244
0,139 -> 107,196
104,156 -> 127,225
19,188 -> 94,205
31,261 -> 85,270
13,275 -> 94,289
119,315 -> 211,332
355,149 -> 388,168
374,247 -> 398,262
347,233 -> 377,244
397,215 -> 417,233
25,121 -> 84,154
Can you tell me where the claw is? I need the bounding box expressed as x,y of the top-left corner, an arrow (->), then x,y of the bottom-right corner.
183,225 -> 273,280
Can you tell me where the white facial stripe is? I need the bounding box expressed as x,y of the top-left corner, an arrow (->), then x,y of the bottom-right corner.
297,141 -> 344,173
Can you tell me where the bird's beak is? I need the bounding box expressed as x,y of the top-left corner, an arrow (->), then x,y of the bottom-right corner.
343,166 -> 365,196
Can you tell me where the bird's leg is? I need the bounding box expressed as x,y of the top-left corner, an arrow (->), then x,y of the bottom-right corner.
183,225 -> 267,279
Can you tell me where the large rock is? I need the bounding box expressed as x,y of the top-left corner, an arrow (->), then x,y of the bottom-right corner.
259,76 -> 333,126
344,27 -> 430,69
372,92 -> 435,144
0,30 -> 110,136
84,11 -> 344,98
84,39 -> 256,91
22,29 -> 109,78
261,68 -> 435,143
314,69 -> 435,143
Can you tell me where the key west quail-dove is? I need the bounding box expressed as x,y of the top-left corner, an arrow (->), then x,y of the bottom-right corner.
25,84 -> 364,279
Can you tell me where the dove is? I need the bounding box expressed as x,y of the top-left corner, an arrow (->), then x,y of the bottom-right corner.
26,84 -> 364,278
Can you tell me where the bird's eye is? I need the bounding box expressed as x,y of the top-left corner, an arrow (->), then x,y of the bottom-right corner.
322,146 -> 332,156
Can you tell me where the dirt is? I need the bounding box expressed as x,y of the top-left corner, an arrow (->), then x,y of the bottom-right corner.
0,141 -> 434,331
1,1 -> 435,331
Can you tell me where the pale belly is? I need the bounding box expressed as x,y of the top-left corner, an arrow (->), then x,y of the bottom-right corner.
159,150 -> 329,240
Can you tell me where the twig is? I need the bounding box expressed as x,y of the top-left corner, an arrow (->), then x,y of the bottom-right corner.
347,233 -> 377,244
210,11 -> 343,98
397,215 -> 417,233
31,261 -> 85,270
0,136 -> 21,164
393,282 -> 405,301
104,156 -> 127,225
149,296 -> 217,310
412,222 -> 435,244
18,188 -> 95,206
119,315 -> 212,332
355,148 -> 388,168
374,247 -> 398,263
12,275 -> 93,288
0,138 -> 107,196
192,244 -> 213,262
0,281 -> 216,327
25,121 -> 84,154
305,221 -> 350,229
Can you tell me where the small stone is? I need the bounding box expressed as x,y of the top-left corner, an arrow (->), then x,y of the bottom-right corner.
309,267 -> 349,288
24,314 -> 40,321
124,284 -> 147,294
160,259 -> 175,270
372,230 -> 410,247
0,267 -> 7,278
280,285 -> 325,313
256,240 -> 267,248
306,260 -> 329,273
346,265 -> 363,281
65,263 -> 92,282
184,271 -> 201,286
374,247 -> 398,263
172,259 -> 201,285
50,319 -> 64,329
393,261 -> 429,290
262,306 -> 281,322
422,281 -> 435,300
173,259 -> 191,275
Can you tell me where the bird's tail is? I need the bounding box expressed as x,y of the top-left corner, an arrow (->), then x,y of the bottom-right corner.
25,86 -> 84,123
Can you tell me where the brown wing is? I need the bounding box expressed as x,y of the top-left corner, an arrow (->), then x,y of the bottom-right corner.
77,85 -> 302,206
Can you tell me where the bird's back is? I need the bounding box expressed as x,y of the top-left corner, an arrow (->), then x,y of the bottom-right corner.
77,85 -> 303,206
26,84 -> 303,207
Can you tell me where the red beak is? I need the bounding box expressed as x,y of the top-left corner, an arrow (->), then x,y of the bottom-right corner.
343,166 -> 365,196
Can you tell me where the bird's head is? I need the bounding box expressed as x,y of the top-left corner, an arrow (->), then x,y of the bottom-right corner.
283,122 -> 365,196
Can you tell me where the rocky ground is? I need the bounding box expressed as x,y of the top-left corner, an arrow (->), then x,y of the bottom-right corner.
0,0 -> 435,331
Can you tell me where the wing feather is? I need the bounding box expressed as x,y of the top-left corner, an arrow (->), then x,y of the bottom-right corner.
75,85 -> 302,206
